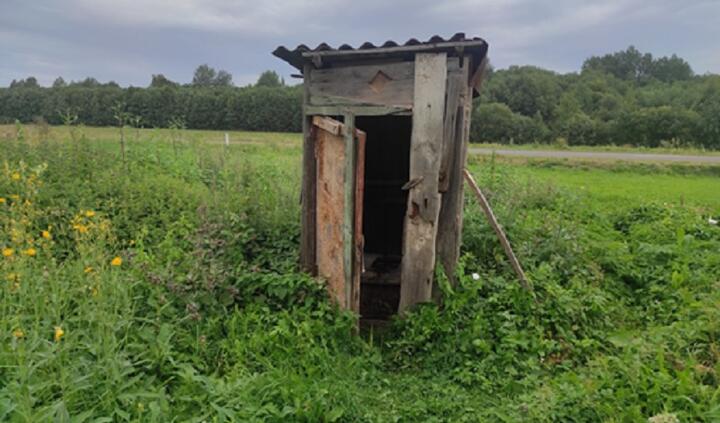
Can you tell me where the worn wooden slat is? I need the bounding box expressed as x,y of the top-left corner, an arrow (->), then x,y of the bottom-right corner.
300,64 -> 316,273
309,61 -> 415,108
343,113 -> 356,309
312,116 -> 343,136
315,120 -> 348,307
353,130 -> 367,314
436,56 -> 472,292
470,57 -> 489,95
438,66 -> 463,193
305,104 -> 411,116
398,52 -> 447,312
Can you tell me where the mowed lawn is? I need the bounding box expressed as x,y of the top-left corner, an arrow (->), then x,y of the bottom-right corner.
508,165 -> 720,210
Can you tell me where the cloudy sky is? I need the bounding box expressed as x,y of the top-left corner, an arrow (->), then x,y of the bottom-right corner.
1,0 -> 718,87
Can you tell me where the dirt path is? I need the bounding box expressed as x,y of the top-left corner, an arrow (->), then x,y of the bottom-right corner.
469,148 -> 720,164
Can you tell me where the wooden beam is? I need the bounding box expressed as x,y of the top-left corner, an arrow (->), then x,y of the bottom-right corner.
304,104 -> 411,117
300,64 -> 317,274
398,52 -> 447,312
435,56 -> 472,298
353,130 -> 366,314
438,62 -> 463,193
312,116 -> 343,136
463,169 -> 532,293
343,113 -> 356,309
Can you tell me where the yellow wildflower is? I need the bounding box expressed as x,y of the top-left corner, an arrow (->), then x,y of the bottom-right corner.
6,273 -> 19,282
0,197 -> 5,204
2,248 -> 13,258
85,210 -> 95,218
11,172 -> 20,181
110,256 -> 122,266
54,326 -> 65,342
42,230 -> 51,240
73,224 -> 89,233
13,329 -> 24,339
84,266 -> 94,274
24,248 -> 37,257
10,194 -> 19,200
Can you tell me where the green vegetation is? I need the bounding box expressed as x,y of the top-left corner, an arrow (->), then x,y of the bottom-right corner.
3,47 -> 720,148
1,125 -> 719,421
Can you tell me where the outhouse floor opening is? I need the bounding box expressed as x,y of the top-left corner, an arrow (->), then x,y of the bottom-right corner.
357,116 -> 411,320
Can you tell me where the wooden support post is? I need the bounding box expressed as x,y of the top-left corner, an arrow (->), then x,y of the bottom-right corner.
436,56 -> 472,295
438,60 -> 463,193
300,64 -> 317,274
353,130 -> 366,314
399,52 -> 447,312
463,169 -> 532,293
343,113 -> 356,309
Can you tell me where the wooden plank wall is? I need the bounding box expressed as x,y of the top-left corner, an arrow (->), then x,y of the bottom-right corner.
435,56 -> 473,297
398,53 -> 448,312
308,61 -> 415,108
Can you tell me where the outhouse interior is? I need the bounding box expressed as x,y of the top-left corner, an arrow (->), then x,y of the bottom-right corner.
274,34 -> 488,320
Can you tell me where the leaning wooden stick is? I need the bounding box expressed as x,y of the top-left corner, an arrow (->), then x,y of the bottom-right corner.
463,168 -> 532,293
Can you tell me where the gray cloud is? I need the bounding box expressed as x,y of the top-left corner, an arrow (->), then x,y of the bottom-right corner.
1,0 -> 718,87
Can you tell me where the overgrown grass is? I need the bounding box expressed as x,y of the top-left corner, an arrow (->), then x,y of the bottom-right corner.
1,124 -> 719,421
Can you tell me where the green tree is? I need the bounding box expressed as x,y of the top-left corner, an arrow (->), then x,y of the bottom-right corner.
192,64 -> 217,87
150,74 -> 179,88
9,77 -> 40,89
583,46 -> 693,83
256,71 -> 283,88
192,65 -> 233,87
484,66 -> 561,123
214,70 -> 233,87
52,77 -> 67,88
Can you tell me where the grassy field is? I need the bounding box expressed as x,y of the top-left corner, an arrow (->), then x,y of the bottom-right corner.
472,142 -> 720,156
1,124 -> 719,421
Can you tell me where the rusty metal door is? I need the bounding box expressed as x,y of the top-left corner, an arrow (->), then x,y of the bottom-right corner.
313,116 -> 365,313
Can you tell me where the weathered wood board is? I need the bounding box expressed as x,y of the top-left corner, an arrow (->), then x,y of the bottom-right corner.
316,123 -> 348,307
314,116 -> 365,312
399,52 -> 447,312
352,130 -> 366,313
300,64 -> 316,273
438,58 -> 464,193
436,56 -> 472,292
308,61 -> 415,108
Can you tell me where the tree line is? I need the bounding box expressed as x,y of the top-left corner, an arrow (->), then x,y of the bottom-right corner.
473,47 -> 720,148
1,49 -> 719,148
0,66 -> 301,132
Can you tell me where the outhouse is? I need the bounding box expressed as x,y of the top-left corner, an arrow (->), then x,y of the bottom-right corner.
273,33 -> 488,319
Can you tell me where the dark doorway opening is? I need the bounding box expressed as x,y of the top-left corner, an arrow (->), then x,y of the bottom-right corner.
357,115 -> 411,320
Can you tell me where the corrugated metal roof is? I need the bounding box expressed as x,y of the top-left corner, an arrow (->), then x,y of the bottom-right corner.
273,33 -> 488,71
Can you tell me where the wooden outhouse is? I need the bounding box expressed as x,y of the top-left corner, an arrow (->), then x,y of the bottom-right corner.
274,33 -> 488,318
